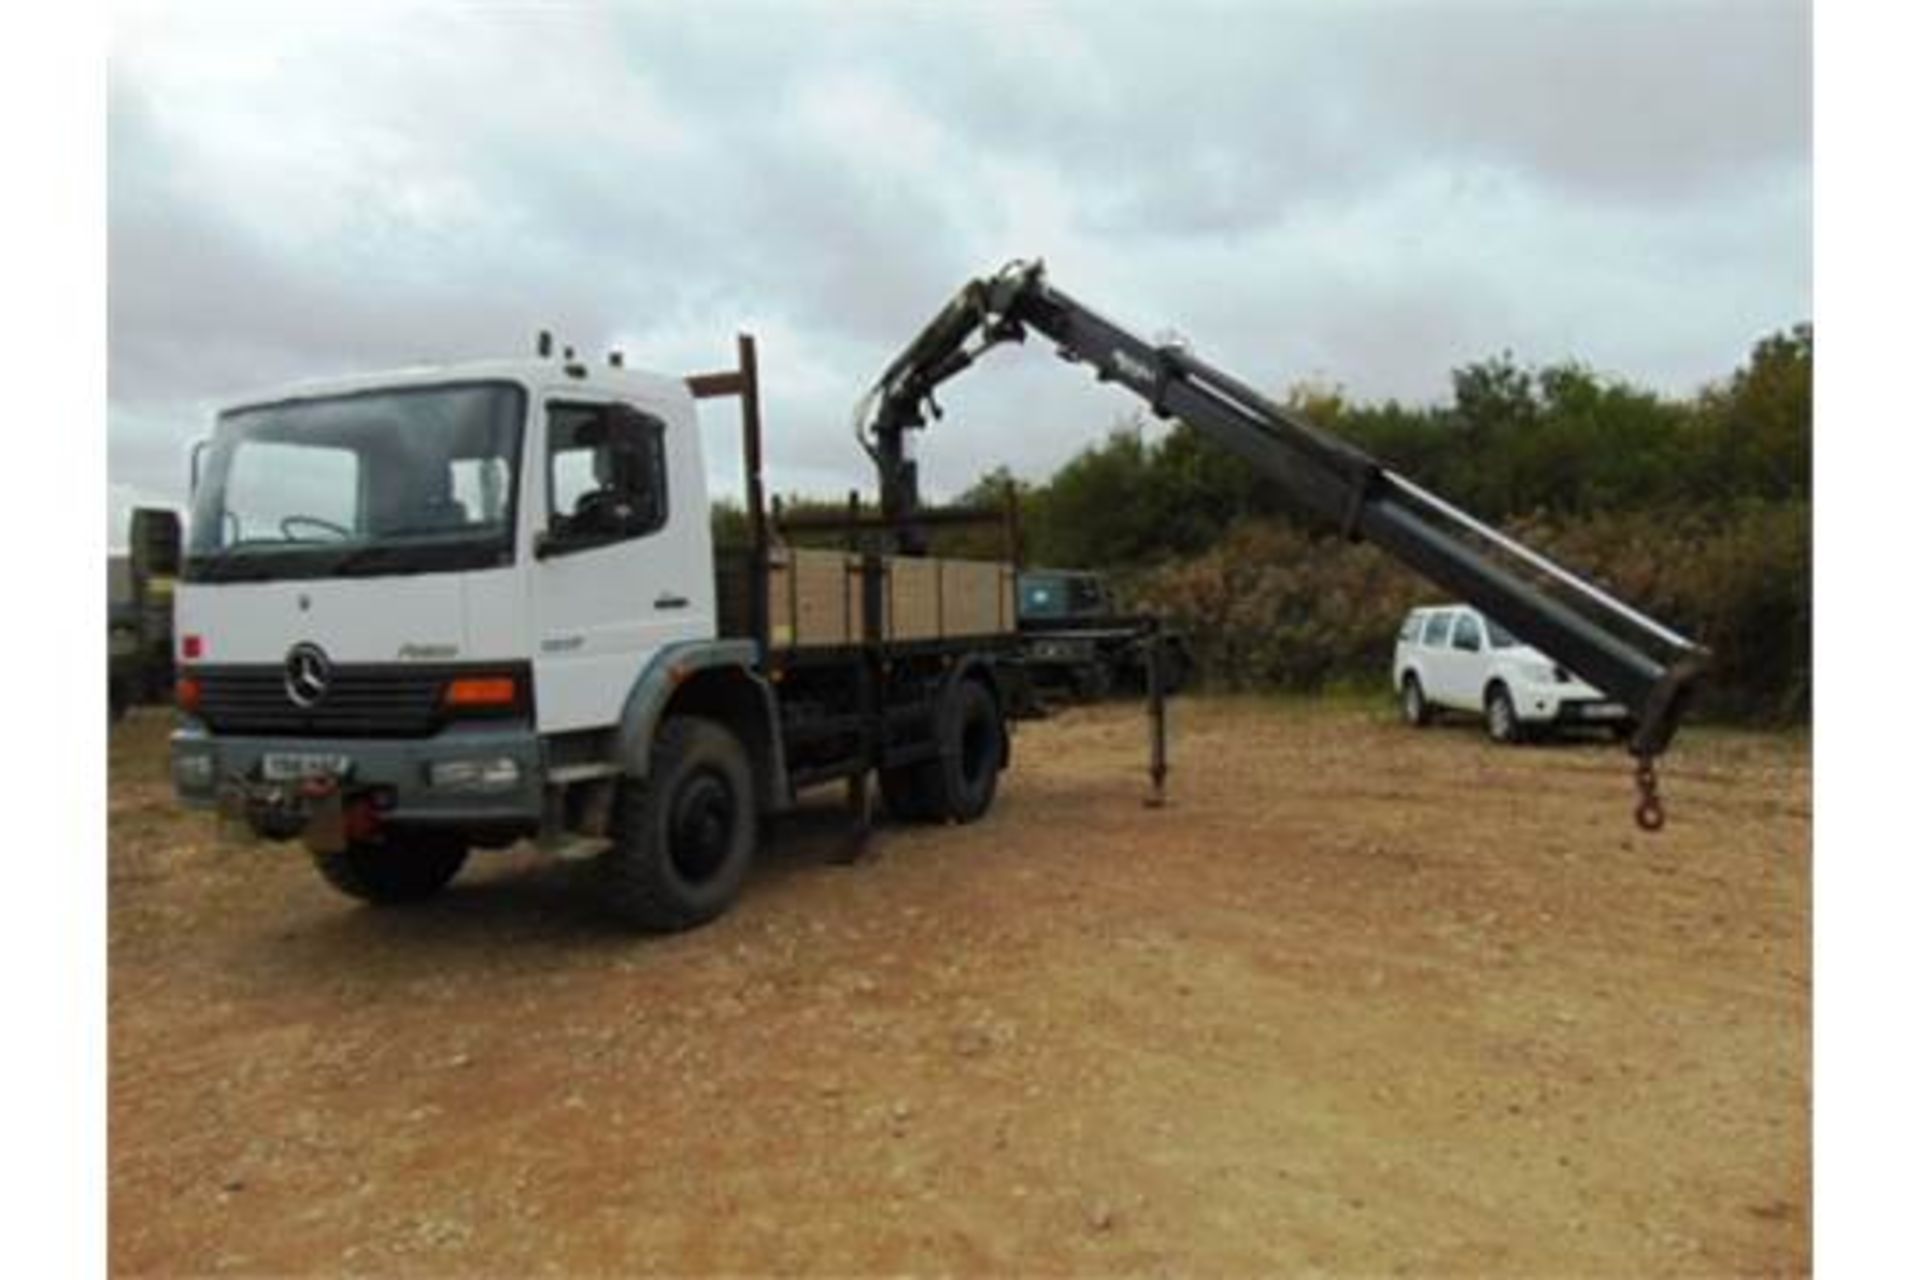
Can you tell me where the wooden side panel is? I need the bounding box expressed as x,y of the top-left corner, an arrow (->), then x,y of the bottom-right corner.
765,550 -> 1018,650
940,559 -> 1006,637
888,557 -> 942,642
792,549 -> 854,647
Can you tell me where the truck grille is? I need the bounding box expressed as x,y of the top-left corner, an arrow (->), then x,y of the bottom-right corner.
190,664 -> 527,739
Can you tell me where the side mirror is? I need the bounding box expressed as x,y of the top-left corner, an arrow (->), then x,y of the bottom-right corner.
189,439 -> 210,494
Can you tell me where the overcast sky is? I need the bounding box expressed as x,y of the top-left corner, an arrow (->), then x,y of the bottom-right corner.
108,0 -> 1809,543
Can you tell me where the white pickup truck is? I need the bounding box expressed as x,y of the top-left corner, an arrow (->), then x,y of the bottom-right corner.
1393,604 -> 1632,743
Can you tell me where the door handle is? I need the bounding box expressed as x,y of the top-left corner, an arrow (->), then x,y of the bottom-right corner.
654,593 -> 689,611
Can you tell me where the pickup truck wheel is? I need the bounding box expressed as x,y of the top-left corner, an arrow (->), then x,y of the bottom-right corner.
312,832 -> 468,905
924,678 -> 1004,824
1400,674 -> 1432,727
600,716 -> 756,932
1485,683 -> 1525,744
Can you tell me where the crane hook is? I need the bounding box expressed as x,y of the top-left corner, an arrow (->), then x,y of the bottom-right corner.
1632,755 -> 1666,833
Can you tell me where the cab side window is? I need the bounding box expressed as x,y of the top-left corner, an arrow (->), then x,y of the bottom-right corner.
1452,613 -> 1484,652
1421,612 -> 1452,648
546,402 -> 667,545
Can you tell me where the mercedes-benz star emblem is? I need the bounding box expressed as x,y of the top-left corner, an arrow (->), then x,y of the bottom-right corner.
284,642 -> 332,708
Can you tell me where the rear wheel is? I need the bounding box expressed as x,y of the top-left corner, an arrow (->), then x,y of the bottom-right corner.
599,716 -> 757,932
924,678 -> 1005,823
1485,683 -> 1525,745
881,678 -> 1007,825
312,831 -> 468,904
1400,674 -> 1432,727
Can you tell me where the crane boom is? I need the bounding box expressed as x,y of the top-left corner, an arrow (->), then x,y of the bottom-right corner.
856,260 -> 1707,769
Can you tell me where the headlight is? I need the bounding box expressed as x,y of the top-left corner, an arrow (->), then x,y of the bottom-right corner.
1523,661 -> 1558,685
425,758 -> 522,791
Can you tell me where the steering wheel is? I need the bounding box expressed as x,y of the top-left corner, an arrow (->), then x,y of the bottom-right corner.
572,489 -> 638,534
281,514 -> 352,541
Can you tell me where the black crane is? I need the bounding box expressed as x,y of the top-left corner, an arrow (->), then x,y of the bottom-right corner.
854,260 -> 1707,828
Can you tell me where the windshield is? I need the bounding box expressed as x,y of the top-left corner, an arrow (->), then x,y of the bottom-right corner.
185,382 -> 526,581
1487,618 -> 1520,649
1019,574 -> 1103,619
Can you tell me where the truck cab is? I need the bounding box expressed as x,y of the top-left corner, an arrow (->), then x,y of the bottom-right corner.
172,360 -> 746,911
174,358 -> 716,803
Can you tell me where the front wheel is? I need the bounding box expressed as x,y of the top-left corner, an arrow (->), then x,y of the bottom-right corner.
1485,684 -> 1525,745
312,831 -> 468,904
599,716 -> 757,932
1400,674 -> 1432,727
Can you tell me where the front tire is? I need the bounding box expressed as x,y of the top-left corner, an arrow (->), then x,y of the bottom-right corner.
1485,683 -> 1525,745
599,716 -> 757,932
1400,674 -> 1432,727
312,831 -> 468,905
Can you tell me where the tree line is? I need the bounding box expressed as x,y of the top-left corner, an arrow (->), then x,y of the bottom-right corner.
724,324 -> 1811,722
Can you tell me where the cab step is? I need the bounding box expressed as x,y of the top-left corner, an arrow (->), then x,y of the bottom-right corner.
546,762 -> 623,786
540,833 -> 613,862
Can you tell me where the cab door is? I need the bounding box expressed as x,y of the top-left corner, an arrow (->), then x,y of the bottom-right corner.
1418,609 -> 1465,708
1440,610 -> 1489,708
527,389 -> 715,733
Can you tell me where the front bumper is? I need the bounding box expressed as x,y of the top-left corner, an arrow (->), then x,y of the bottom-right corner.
1509,683 -> 1629,726
170,720 -> 546,832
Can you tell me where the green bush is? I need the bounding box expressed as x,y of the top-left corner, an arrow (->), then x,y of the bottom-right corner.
1127,503 -> 1809,723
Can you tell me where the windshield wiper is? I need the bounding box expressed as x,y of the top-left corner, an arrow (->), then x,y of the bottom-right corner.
185,538 -> 304,581
324,528 -> 497,577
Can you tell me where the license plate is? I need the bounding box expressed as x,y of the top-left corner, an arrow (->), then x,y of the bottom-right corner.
1580,704 -> 1626,721
260,752 -> 352,781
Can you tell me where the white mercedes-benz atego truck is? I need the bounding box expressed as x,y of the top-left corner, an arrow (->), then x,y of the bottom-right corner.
172,263 -> 1708,927
170,338 -> 1029,930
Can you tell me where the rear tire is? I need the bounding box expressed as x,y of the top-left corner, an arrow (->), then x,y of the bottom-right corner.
599,716 -> 757,932
921,678 -> 1005,823
312,831 -> 468,905
1400,674 -> 1432,727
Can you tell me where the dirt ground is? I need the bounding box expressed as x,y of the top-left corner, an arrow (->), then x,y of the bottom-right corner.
109,697 -> 1809,1277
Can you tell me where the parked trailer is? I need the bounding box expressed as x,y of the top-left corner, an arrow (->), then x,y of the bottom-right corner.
1017,567 -> 1192,701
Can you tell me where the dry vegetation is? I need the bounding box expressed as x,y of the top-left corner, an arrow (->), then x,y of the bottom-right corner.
110,698 -> 1808,1276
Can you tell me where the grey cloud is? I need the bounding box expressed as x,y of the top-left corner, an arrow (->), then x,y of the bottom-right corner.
107,0 -> 1809,542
